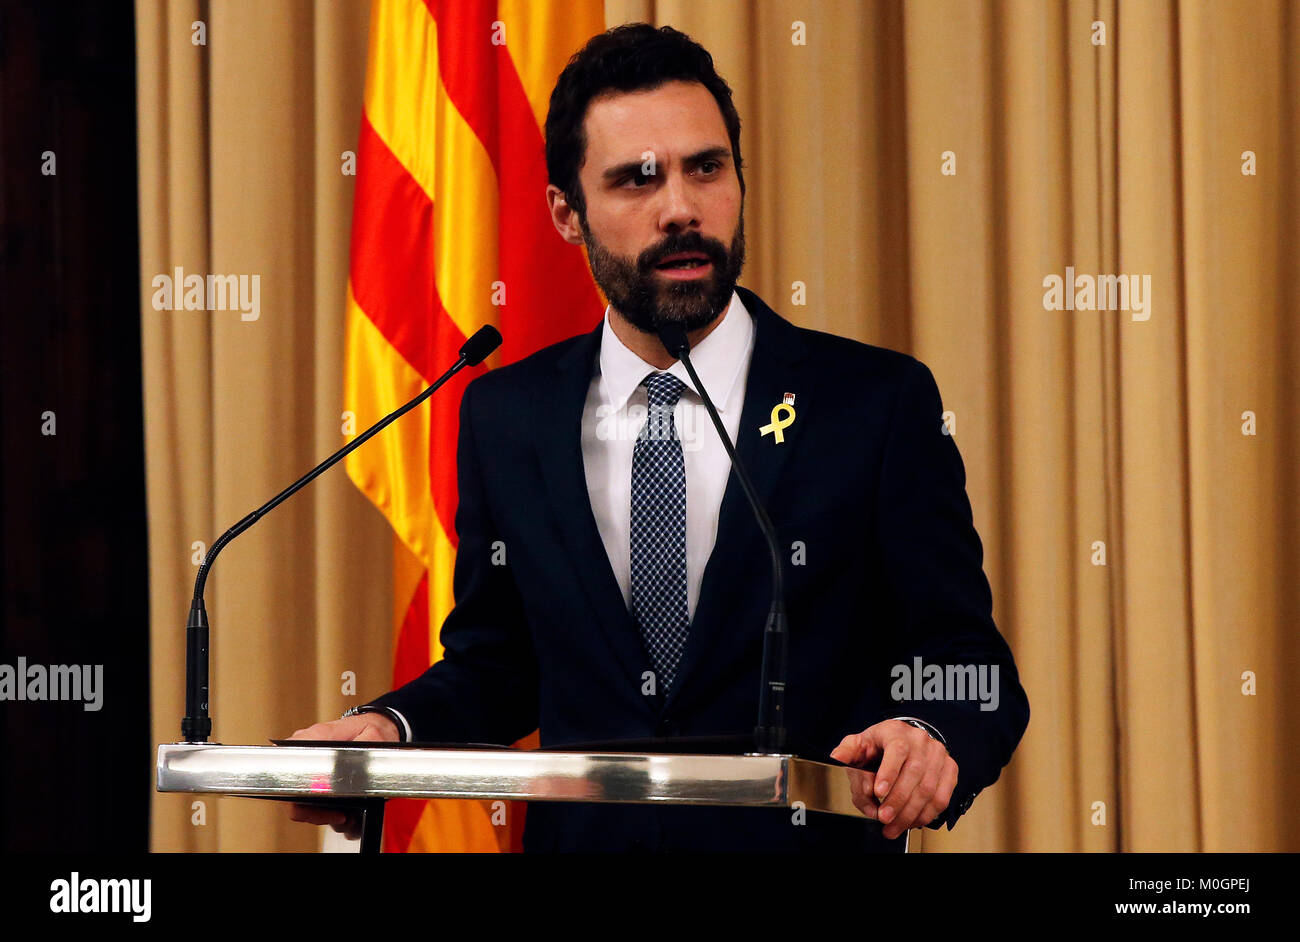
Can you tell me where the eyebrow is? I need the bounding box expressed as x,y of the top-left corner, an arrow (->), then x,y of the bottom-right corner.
600,146 -> 733,183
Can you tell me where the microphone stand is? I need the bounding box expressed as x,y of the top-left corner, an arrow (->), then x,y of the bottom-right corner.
658,325 -> 789,755
181,327 -> 502,742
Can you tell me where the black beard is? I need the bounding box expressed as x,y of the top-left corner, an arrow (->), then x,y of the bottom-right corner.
580,206 -> 746,335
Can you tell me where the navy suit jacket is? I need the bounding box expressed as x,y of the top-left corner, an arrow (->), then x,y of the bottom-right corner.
370,286 -> 1029,852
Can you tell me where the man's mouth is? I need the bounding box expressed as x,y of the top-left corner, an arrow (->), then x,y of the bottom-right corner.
654,251 -> 711,271
653,251 -> 714,281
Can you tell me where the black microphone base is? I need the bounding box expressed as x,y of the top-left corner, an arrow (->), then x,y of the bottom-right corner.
753,725 -> 788,754
181,716 -> 212,743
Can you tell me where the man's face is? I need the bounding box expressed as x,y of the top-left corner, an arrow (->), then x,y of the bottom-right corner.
567,80 -> 745,334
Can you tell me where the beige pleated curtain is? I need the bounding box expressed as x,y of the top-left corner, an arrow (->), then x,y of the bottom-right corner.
138,0 -> 1300,852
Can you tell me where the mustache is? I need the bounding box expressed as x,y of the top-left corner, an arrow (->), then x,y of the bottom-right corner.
637,234 -> 729,272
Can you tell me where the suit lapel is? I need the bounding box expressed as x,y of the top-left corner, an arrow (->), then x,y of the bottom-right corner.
532,323 -> 653,690
666,287 -> 813,713
531,289 -> 813,720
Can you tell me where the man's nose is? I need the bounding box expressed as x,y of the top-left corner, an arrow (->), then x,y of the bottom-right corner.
657,172 -> 701,233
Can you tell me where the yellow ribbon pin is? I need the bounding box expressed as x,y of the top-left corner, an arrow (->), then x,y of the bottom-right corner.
759,403 -> 796,444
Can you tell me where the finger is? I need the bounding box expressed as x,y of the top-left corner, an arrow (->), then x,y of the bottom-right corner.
830,732 -> 880,767
883,755 -> 942,839
351,722 -> 386,742
288,802 -> 326,824
829,733 -> 859,764
872,733 -> 910,802
846,767 -> 879,819
340,811 -> 364,841
288,723 -> 332,741
887,781 -> 935,839
289,804 -> 348,827
877,737 -> 934,826
289,716 -> 374,743
916,757 -> 959,828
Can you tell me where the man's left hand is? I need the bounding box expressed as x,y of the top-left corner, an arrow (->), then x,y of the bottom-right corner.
830,719 -> 958,840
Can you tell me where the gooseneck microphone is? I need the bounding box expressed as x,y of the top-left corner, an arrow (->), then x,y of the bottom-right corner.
656,323 -> 789,754
181,325 -> 503,743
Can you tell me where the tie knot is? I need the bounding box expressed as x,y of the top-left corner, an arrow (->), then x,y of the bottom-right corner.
642,371 -> 687,408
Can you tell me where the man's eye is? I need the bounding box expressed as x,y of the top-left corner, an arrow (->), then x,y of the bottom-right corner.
698,160 -> 721,175
624,172 -> 650,188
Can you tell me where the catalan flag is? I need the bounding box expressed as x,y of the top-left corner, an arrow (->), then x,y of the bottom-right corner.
343,0 -> 605,853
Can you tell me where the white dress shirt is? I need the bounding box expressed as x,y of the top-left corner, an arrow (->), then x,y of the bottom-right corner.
581,290 -> 754,622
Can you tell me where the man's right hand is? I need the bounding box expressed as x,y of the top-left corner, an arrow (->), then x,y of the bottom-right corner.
286,712 -> 400,839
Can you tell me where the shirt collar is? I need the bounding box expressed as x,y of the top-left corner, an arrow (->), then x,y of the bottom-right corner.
597,290 -> 753,413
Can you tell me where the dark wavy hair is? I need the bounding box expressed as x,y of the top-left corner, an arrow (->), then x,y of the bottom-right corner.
544,23 -> 745,219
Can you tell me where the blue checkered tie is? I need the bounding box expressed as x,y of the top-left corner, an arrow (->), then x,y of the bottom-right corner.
630,372 -> 690,694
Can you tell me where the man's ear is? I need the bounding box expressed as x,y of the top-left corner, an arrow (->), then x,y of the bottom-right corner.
546,184 -> 586,246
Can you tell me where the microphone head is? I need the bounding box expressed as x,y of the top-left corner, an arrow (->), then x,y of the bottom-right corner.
656,323 -> 690,360
460,325 -> 503,366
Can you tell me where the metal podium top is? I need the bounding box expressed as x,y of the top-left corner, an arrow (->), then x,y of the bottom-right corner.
156,743 -> 867,818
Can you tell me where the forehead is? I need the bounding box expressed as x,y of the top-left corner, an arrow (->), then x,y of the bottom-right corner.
581,80 -> 729,166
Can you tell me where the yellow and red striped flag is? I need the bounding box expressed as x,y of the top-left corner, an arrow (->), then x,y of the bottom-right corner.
344,0 -> 605,853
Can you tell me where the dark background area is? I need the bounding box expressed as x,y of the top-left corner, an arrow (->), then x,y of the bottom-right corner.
0,1 -> 149,850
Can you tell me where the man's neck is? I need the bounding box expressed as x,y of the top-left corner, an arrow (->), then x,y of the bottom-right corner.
608,302 -> 729,370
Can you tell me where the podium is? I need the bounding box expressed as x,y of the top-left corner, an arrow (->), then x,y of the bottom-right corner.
156,742 -> 874,853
